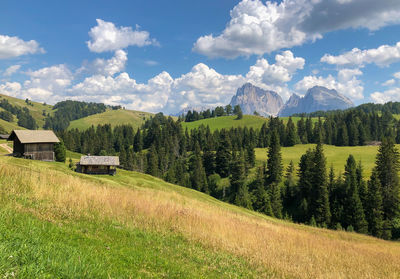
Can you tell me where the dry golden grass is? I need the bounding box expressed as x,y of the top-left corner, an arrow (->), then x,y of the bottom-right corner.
1,159 -> 400,279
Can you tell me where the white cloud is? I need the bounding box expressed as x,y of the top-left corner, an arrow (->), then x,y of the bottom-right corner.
3,65 -> 21,76
371,88 -> 400,104
382,79 -> 396,87
193,0 -> 400,58
87,19 -> 158,53
321,42 -> 400,67
394,72 -> 400,79
164,63 -> 245,113
0,82 -> 22,97
295,68 -> 364,100
78,50 -> 127,76
0,35 -> 44,59
145,60 -> 158,66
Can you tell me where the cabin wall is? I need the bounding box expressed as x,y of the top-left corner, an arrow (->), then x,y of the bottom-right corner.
23,143 -> 55,161
12,139 -> 24,155
80,165 -> 116,175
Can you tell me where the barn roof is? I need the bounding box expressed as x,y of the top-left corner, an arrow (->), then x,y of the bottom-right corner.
79,156 -> 120,166
8,130 -> 60,144
0,134 -> 9,139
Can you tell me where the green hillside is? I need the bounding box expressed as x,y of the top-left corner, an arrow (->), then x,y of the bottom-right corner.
0,94 -> 53,130
182,115 -> 320,131
256,144 -> 388,178
68,109 -> 153,130
0,148 -> 400,278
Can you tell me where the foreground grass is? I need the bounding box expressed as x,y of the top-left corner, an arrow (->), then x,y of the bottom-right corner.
1,155 -> 400,278
68,109 -> 154,131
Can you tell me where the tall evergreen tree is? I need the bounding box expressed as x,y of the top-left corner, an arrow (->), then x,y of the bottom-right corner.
265,129 -> 283,185
230,152 -> 252,209
285,117 -> 297,146
252,167 -> 273,215
344,155 -> 368,233
311,143 -> 331,226
215,131 -> 231,178
366,169 -> 384,238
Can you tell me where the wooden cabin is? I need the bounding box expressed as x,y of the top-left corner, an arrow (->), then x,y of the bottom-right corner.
77,156 -> 119,175
7,130 -> 60,161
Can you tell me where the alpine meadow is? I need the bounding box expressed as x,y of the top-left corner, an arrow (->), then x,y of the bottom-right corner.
2,0 -> 400,278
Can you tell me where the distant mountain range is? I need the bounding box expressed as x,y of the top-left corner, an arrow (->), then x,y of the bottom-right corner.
227,83 -> 354,117
279,86 -> 354,116
229,83 -> 284,116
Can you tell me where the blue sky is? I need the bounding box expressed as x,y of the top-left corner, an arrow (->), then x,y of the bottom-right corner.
1,0 -> 400,114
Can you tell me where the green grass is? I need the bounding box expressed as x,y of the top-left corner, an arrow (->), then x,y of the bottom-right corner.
68,109 -> 154,130
0,94 -> 53,130
0,149 -> 400,278
182,115 -> 321,131
255,144 -> 390,178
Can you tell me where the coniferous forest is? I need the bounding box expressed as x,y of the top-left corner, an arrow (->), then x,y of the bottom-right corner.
58,107 -> 400,240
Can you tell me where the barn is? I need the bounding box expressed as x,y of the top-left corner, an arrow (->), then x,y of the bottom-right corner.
77,155 -> 119,175
7,130 -> 60,161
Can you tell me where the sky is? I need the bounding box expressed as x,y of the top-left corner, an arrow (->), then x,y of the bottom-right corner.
1,0 -> 400,115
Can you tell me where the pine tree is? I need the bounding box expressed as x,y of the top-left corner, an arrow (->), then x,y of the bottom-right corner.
230,152 -> 252,209
366,169 -> 384,238
54,140 -> 66,162
252,167 -> 273,216
375,137 -> 400,223
215,131 -> 231,178
146,145 -> 159,177
285,117 -> 297,146
270,182 -> 282,219
190,143 -> 208,192
311,143 -> 331,226
344,155 -> 368,233
265,130 -> 283,185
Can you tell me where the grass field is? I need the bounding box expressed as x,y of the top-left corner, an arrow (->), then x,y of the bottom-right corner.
255,144 -> 390,178
182,115 -> 321,131
1,149 -> 400,278
0,94 -> 53,130
68,109 -> 154,130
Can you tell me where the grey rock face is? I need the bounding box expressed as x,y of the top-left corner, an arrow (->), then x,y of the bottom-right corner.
229,83 -> 284,116
279,86 -> 354,116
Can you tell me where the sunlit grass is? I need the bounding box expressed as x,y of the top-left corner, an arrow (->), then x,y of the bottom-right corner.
0,155 -> 399,278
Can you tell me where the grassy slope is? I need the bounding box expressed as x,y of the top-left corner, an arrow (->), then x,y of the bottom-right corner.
182,115 -> 320,131
68,109 -> 154,131
0,94 -> 53,130
0,151 -> 400,278
256,144 -> 390,178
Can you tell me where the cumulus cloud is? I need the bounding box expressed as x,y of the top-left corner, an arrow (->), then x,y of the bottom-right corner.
295,68 -> 364,100
321,42 -> 400,67
0,35 -> 44,59
193,0 -> 400,58
394,72 -> 400,79
3,65 -> 21,76
0,82 -> 22,97
87,19 -> 158,53
371,88 -> 400,104
164,63 -> 245,113
78,50 -> 127,76
382,79 -> 396,87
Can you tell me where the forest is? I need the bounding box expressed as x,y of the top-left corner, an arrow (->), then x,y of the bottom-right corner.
58,110 -> 400,239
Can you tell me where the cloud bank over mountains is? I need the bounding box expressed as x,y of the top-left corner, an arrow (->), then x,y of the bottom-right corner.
1,0 -> 400,113
193,0 -> 400,59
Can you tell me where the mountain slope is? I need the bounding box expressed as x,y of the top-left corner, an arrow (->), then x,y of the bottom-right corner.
0,150 -> 399,278
68,109 -> 154,130
230,83 -> 284,116
279,86 -> 354,116
0,94 -> 53,129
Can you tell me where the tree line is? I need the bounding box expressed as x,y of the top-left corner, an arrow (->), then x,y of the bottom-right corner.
179,104 -> 243,122
0,98 -> 38,129
58,113 -> 400,239
44,100 -> 121,131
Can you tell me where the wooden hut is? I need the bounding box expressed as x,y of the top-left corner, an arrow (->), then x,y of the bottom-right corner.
7,130 -> 60,161
77,156 -> 119,175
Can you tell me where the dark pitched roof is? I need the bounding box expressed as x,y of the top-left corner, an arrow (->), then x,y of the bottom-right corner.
79,156 -> 120,166
0,134 -> 9,139
8,130 -> 60,143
